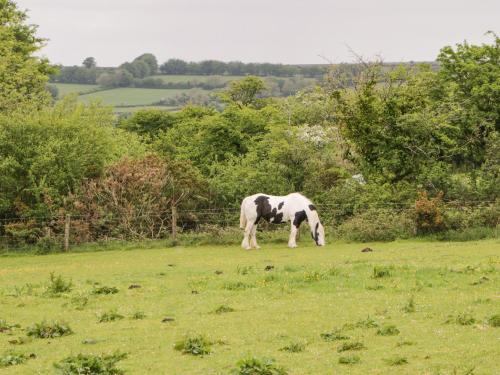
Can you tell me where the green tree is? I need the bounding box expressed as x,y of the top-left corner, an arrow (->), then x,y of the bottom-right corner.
0,0 -> 56,112
120,109 -> 178,137
219,76 -> 267,107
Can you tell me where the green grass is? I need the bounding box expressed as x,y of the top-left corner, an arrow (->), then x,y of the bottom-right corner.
78,88 -> 208,106
53,83 -> 100,97
0,239 -> 499,373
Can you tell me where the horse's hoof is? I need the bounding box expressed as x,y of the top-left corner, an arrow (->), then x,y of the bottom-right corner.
255,245 -> 261,249
288,244 -> 298,248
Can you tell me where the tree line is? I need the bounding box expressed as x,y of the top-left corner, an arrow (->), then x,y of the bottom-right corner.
0,0 -> 498,249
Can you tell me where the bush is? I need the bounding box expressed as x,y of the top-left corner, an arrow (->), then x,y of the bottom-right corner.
414,191 -> 444,234
231,357 -> 287,375
174,334 -> 212,356
337,209 -> 413,242
53,352 -> 127,375
26,321 -> 73,339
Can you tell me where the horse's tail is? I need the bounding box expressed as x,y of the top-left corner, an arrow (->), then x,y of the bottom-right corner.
239,201 -> 247,229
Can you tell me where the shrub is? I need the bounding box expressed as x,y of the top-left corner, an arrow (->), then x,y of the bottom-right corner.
46,273 -> 73,295
92,286 -> 119,295
174,334 -> 212,356
0,351 -> 32,368
279,342 -> 305,353
97,311 -> 124,323
414,191 -> 444,234
26,321 -> 73,339
320,329 -> 349,341
487,314 -> 500,327
384,355 -> 408,366
376,325 -> 400,336
214,305 -> 235,314
231,357 -> 287,375
337,208 -> 413,242
337,341 -> 366,352
338,355 -> 360,365
53,352 -> 127,374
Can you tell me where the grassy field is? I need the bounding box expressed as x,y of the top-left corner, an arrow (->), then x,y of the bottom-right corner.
54,83 -> 100,97
78,88 -> 206,106
1,239 -> 498,374
151,74 -> 242,84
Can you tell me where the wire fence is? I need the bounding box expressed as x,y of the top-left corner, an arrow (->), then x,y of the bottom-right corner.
0,201 -> 498,250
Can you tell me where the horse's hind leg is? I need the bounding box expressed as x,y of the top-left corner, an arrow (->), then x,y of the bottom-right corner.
250,225 -> 260,249
241,222 -> 253,250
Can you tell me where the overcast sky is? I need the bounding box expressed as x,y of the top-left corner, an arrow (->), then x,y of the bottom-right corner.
16,0 -> 499,67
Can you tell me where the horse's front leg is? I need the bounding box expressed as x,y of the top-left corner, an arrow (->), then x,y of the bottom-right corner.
288,223 -> 298,248
250,225 -> 260,249
241,222 -> 254,250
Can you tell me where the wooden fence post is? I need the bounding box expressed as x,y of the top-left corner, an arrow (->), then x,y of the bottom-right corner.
64,214 -> 70,252
171,206 -> 177,240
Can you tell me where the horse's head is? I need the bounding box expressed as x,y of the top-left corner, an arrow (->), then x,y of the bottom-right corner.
311,221 -> 325,246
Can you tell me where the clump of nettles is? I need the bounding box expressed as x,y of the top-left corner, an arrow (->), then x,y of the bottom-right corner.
384,355 -> 408,366
92,286 -> 119,295
279,341 -> 305,353
53,352 -> 127,375
214,305 -> 235,314
174,334 -> 212,356
26,321 -> 73,339
376,324 -> 400,336
320,329 -> 350,341
98,310 -> 124,323
338,355 -> 360,365
337,341 -> 366,352
0,351 -> 34,368
372,266 -> 393,278
352,316 -> 379,329
46,272 -> 73,295
231,357 -> 287,375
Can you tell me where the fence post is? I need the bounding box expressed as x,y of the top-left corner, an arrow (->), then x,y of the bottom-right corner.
64,214 -> 70,252
171,206 -> 177,240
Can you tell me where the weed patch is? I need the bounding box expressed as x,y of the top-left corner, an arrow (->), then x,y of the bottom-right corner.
396,340 -> 415,347
487,314 -> 500,327
214,305 -> 235,314
237,265 -> 254,275
46,273 -> 73,295
231,357 -> 287,375
337,341 -> 366,352
338,355 -> 360,365
223,281 -> 254,291
70,294 -> 89,310
98,310 -> 124,323
377,324 -> 400,336
92,286 -> 119,295
402,296 -> 416,313
0,351 -> 34,368
320,329 -> 350,341
279,342 -> 305,353
27,321 -> 73,339
384,355 -> 408,366
174,334 -> 212,356
0,319 -> 20,333
131,311 -> 146,320
53,352 -> 127,374
372,266 -> 393,278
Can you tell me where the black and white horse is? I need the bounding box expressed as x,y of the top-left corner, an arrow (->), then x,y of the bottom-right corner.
239,193 -> 325,249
